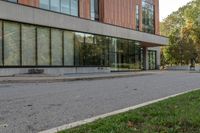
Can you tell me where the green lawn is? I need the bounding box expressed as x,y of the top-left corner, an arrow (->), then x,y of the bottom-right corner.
59,89 -> 200,133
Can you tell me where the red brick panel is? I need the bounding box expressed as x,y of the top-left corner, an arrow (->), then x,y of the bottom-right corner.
79,0 -> 91,19
18,0 -> 39,7
154,0 -> 160,35
101,0 -> 136,29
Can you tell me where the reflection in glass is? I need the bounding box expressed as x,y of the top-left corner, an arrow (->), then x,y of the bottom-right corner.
0,20 -> 143,69
136,5 -> 140,31
75,33 -> 109,66
37,27 -> 50,66
142,0 -> 155,33
148,50 -> 157,70
90,0 -> 99,20
21,24 -> 36,66
64,31 -> 74,66
8,0 -> 17,2
75,33 -> 84,66
40,0 -> 50,10
4,22 -> 20,66
50,0 -> 61,12
61,0 -> 70,14
71,0 -> 78,16
51,29 -> 63,66
109,38 -> 141,70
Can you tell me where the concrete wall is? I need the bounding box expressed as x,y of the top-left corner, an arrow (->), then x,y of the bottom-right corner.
0,1 -> 168,46
0,67 -> 111,76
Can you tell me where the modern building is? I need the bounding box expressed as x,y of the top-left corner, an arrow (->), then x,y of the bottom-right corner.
0,0 -> 168,75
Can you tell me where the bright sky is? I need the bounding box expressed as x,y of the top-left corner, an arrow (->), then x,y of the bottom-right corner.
160,0 -> 193,21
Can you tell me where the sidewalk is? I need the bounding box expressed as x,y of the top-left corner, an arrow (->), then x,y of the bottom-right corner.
0,71 -> 157,84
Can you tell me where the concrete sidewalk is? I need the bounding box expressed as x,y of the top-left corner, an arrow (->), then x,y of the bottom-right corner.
0,71 -> 157,84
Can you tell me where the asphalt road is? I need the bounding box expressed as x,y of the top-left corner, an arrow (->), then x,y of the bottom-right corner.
0,71 -> 200,133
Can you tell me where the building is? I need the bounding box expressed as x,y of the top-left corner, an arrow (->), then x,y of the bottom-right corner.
0,0 -> 168,75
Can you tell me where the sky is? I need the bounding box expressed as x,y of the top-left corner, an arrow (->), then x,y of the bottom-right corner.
159,0 -> 193,21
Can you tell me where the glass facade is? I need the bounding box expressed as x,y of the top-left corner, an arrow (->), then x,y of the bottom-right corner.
142,0 -> 155,34
75,33 -> 108,66
40,0 -> 50,10
51,29 -> 63,66
71,0 -> 78,16
136,5 -> 140,31
4,22 -> 20,66
37,27 -> 50,66
0,20 -> 145,70
21,24 -> 36,66
64,31 -> 74,66
3,0 -> 158,36
90,0 -> 99,21
75,34 -> 109,66
7,0 -> 17,2
4,0 -> 79,17
61,0 -> 70,14
109,38 -> 142,70
50,0 -> 61,12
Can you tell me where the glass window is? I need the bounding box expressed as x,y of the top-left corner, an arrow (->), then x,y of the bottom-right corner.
142,0 -> 155,34
91,0 -> 99,20
0,21 -> 2,66
37,27 -> 50,66
61,0 -> 70,14
75,33 -> 84,66
51,29 -> 63,66
4,22 -> 20,66
109,38 -> 141,70
148,50 -> 157,70
75,33 -> 109,66
40,0 -> 50,10
71,0 -> 78,16
136,5 -> 140,31
81,34 -> 93,66
21,24 -> 36,66
50,0 -> 61,12
98,36 -> 109,66
7,0 -> 17,3
64,31 -> 74,66
109,38 -> 117,69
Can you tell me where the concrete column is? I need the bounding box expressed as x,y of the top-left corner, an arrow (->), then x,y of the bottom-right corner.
155,47 -> 161,69
143,47 -> 149,70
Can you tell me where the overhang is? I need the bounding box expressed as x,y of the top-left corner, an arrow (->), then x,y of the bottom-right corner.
0,1 -> 168,46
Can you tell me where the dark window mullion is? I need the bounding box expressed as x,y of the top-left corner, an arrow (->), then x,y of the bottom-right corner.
50,28 -> 52,66
62,31 -> 64,66
36,27 -> 38,66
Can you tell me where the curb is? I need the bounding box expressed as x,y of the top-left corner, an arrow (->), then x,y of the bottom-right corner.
0,73 -> 154,84
38,88 -> 200,133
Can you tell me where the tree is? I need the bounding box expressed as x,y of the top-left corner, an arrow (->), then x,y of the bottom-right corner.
160,0 -> 200,66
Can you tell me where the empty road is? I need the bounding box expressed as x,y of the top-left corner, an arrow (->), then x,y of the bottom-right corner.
0,71 -> 200,133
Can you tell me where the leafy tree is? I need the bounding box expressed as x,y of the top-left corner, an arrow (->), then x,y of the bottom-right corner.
160,0 -> 200,66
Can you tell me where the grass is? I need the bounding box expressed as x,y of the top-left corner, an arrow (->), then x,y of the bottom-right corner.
59,89 -> 200,133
